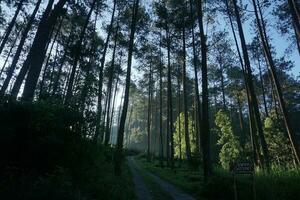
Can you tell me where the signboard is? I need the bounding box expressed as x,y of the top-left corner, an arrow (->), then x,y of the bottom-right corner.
232,162 -> 254,174
230,162 -> 256,200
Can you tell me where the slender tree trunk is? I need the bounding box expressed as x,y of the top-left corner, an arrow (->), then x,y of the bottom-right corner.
196,0 -> 212,180
39,17 -> 63,99
94,0 -> 117,142
64,0 -> 96,104
0,29 -> 20,83
287,0 -> 300,48
109,76 -> 119,137
104,27 -> 118,146
189,0 -> 201,155
165,16 -> 174,169
257,57 -> 268,117
0,0 -> 24,55
114,0 -> 139,176
237,96 -> 245,148
253,0 -> 300,164
219,63 -> 226,110
117,87 -> 125,132
51,30 -> 73,96
0,0 -> 42,96
125,104 -> 133,147
224,0 -> 260,166
182,26 -> 192,162
110,53 -> 123,136
159,54 -> 164,167
177,70 -> 182,166
147,59 -> 152,161
233,0 -> 270,169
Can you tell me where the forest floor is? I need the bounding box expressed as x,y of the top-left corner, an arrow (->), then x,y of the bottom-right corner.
127,156 -> 196,200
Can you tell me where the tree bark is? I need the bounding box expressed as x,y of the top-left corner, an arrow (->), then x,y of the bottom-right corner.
224,0 -> 261,166
104,25 -> 118,146
147,57 -> 153,161
196,0 -> 212,180
0,0 -> 42,96
39,17 -> 64,99
10,0 -> 56,99
51,28 -> 73,96
182,26 -> 192,162
94,0 -> 117,142
233,0 -> 270,169
159,47 -> 164,167
114,0 -> 139,176
189,0 -> 201,155
253,0 -> 300,164
177,68 -> 182,166
165,15 -> 174,169
257,57 -> 268,117
21,0 -> 68,101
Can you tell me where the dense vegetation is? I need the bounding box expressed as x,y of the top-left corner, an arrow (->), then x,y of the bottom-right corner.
0,0 -> 299,199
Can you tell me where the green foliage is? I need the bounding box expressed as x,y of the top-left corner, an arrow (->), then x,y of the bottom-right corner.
263,112 -> 294,165
215,110 -> 241,169
0,100 -> 135,200
138,156 -> 300,200
173,112 -> 196,159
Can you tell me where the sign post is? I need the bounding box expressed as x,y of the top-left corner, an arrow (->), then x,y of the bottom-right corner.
230,162 -> 256,200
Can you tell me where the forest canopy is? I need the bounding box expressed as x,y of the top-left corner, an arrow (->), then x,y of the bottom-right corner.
0,0 -> 299,199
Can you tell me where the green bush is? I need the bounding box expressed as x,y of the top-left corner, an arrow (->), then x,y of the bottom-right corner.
0,100 -> 135,200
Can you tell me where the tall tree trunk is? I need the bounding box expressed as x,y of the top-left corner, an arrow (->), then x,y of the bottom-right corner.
0,0 -> 42,96
253,0 -> 300,164
0,0 -> 24,55
110,53 -> 123,136
232,0 -> 270,169
39,17 -> 64,99
10,0 -> 56,99
117,87 -> 125,132
21,0 -> 68,101
147,58 -> 152,161
165,15 -> 174,169
64,0 -> 96,104
224,0 -> 260,166
159,52 -> 164,167
104,25 -> 118,146
109,75 -> 119,137
257,57 -> 268,117
0,29 -> 20,82
182,26 -> 192,162
125,105 -> 134,146
51,29 -> 73,96
196,0 -> 212,180
114,0 -> 139,176
94,0 -> 117,142
189,0 -> 201,155
177,69 -> 182,166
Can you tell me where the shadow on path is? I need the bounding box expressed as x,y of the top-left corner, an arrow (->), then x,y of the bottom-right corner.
127,156 -> 196,200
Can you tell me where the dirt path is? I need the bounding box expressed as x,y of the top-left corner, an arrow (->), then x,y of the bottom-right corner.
127,157 -> 153,200
127,157 -> 196,200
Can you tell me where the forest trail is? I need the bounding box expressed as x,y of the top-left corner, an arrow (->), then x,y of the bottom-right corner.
127,157 -> 196,200
127,157 -> 153,200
